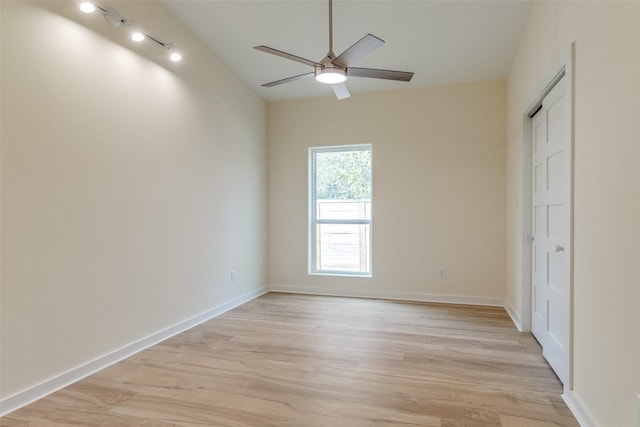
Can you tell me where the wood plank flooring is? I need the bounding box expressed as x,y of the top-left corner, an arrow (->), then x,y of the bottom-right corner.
2,293 -> 579,426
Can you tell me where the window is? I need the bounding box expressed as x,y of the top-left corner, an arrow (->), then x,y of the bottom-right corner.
309,145 -> 372,276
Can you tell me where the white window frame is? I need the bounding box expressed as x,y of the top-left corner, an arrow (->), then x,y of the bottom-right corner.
308,144 -> 372,277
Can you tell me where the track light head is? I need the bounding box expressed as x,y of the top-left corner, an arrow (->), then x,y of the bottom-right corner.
131,32 -> 145,42
125,20 -> 145,42
164,44 -> 182,62
79,2 -> 96,13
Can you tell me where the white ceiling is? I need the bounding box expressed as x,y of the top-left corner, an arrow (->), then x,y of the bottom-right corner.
162,0 -> 531,102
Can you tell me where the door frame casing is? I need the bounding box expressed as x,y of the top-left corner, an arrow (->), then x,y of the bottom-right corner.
519,42 -> 575,388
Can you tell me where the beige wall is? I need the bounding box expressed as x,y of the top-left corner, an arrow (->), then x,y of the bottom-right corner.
506,1 -> 640,425
0,1 -> 266,399
268,81 -> 506,302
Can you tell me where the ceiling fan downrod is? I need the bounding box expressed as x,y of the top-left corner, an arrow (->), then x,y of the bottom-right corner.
328,0 -> 333,55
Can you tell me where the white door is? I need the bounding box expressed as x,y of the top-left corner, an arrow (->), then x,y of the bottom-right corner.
530,74 -> 572,385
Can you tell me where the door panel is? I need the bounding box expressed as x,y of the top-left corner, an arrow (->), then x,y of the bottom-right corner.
547,205 -> 563,240
548,253 -> 563,293
547,152 -> 564,193
530,74 -> 571,385
534,206 -> 545,235
534,165 -> 544,195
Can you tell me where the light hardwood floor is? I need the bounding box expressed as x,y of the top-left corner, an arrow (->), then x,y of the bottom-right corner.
2,293 -> 579,426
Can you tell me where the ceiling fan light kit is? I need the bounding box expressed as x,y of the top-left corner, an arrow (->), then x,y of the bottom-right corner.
254,0 -> 414,100
315,66 -> 347,84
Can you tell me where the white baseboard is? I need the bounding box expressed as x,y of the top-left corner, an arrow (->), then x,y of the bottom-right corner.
268,284 -> 504,307
563,388 -> 598,427
0,286 -> 268,417
503,301 -> 523,332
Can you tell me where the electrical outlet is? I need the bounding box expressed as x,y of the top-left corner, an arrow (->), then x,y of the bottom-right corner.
230,270 -> 238,284
437,268 -> 446,280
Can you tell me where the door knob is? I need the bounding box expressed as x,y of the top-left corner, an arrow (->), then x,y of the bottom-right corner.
555,245 -> 565,252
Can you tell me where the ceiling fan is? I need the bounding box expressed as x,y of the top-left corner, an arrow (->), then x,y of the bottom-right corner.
254,0 -> 414,100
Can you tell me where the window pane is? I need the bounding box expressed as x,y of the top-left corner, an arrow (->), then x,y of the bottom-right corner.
315,150 -> 371,201
316,223 -> 371,273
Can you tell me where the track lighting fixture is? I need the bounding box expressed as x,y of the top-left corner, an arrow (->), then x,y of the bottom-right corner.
79,2 -> 182,62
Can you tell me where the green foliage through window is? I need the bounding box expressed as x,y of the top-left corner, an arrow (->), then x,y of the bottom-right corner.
315,149 -> 371,200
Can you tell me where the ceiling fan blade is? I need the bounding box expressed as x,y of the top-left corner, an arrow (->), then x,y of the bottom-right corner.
254,46 -> 322,68
331,82 -> 351,100
347,67 -> 414,82
332,34 -> 384,68
261,72 -> 314,87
